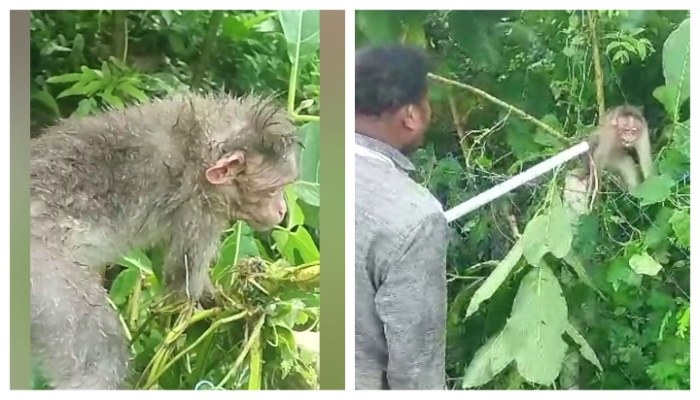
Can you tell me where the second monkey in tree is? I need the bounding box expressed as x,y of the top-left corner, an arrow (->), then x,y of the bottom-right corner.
586,104 -> 655,190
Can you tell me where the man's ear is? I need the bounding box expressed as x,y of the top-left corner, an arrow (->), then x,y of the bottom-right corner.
403,104 -> 422,132
205,151 -> 246,185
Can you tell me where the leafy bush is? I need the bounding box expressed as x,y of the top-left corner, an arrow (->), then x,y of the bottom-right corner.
30,10 -> 321,390
357,10 -> 689,390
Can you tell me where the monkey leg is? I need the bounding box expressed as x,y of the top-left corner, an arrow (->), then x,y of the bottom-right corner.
613,154 -> 640,190
30,239 -> 131,390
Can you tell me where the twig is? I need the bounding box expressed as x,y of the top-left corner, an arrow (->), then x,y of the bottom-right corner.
428,73 -> 571,145
587,11 -> 606,118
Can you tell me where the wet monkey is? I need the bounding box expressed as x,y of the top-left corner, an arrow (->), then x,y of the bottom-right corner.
30,93 -> 300,389
586,105 -> 655,190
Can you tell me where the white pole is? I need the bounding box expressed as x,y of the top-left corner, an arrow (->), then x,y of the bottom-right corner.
443,141 -> 591,223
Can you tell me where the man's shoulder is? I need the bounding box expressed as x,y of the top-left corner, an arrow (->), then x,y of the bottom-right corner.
356,163 -> 444,237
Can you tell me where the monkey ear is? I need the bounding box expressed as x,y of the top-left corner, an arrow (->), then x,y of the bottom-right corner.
205,151 -> 246,185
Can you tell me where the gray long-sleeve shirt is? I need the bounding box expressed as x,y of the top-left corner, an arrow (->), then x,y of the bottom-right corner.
354,133 -> 449,390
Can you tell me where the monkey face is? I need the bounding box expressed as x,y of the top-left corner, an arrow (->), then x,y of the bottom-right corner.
614,115 -> 644,148
206,150 -> 298,231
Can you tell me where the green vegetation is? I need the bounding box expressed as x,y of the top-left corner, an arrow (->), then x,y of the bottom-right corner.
30,10 -> 321,390
357,9 -> 689,390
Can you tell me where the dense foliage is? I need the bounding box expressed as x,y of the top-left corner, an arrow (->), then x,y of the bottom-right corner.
30,10 -> 321,390
357,10 -> 689,390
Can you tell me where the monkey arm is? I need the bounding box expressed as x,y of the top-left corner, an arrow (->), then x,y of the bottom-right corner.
613,154 -> 641,190
635,135 -> 656,180
374,212 -> 448,390
162,206 -> 224,300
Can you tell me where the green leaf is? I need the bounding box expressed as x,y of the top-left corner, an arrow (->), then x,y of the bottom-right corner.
629,253 -> 663,276
503,266 -> 568,386
297,121 -> 320,183
606,257 -> 642,291
462,330 -> 514,388
294,181 -> 320,207
109,268 -> 141,305
465,240 -> 523,319
562,252 -> 605,300
629,174 -> 675,205
547,196 -> 573,258
73,98 -> 98,117
355,10 -> 403,45
449,11 -> 507,69
31,90 -> 61,117
212,222 -> 259,283
565,323 -> 603,371
278,10 -> 320,66
285,226 -> 320,264
661,18 -> 690,108
669,209 -> 690,248
116,249 -> 154,274
117,81 -> 149,103
46,73 -> 84,83
521,215 -> 548,266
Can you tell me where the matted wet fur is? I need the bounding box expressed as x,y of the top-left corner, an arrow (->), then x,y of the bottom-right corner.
30,92 -> 300,389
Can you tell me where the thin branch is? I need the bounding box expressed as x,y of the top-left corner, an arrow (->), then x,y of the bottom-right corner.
429,73 -> 572,144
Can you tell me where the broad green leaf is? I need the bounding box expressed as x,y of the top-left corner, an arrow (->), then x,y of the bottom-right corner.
547,196 -> 573,258
509,324 -> 567,386
521,215 -> 548,266
298,121 -> 320,183
465,240 -> 523,319
562,253 -> 605,300
507,265 -> 569,336
504,266 -> 569,385
629,174 -> 675,205
117,249 -> 154,274
297,201 -> 320,231
645,207 -> 674,249
402,19 -> 426,48
606,257 -> 642,291
284,186 -> 305,228
221,15 -> 251,39
294,181 -> 320,207
73,98 -> 98,117
118,81 -> 149,103
46,73 -> 84,83
101,93 -> 125,110
629,253 -> 663,276
110,268 -> 141,305
565,323 -> 603,371
462,330 -> 514,388
278,10 -> 320,66
669,209 -> 690,248
212,222 -> 259,282
355,10 -> 402,45
661,18 -> 690,108
31,90 -> 61,116
285,226 -> 320,263
449,11 -> 506,69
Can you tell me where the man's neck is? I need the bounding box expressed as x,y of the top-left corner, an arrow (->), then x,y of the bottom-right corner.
355,118 -> 404,152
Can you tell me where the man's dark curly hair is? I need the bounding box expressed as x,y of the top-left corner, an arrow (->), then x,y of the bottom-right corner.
355,44 -> 433,116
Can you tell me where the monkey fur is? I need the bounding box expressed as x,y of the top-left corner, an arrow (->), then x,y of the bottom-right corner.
30,93 -> 300,389
585,105 -> 655,190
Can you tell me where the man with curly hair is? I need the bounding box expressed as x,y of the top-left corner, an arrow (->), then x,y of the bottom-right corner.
354,43 -> 448,390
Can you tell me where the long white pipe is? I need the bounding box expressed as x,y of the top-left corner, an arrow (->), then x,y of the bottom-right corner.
443,141 -> 591,223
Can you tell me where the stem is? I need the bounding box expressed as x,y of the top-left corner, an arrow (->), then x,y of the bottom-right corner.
587,11 -> 606,119
111,11 -> 127,63
447,91 -> 470,164
215,315 -> 266,389
191,10 -> 224,90
143,310 -> 248,388
428,73 -> 571,144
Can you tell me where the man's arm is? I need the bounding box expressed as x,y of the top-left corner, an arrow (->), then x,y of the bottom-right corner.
375,211 -> 449,390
